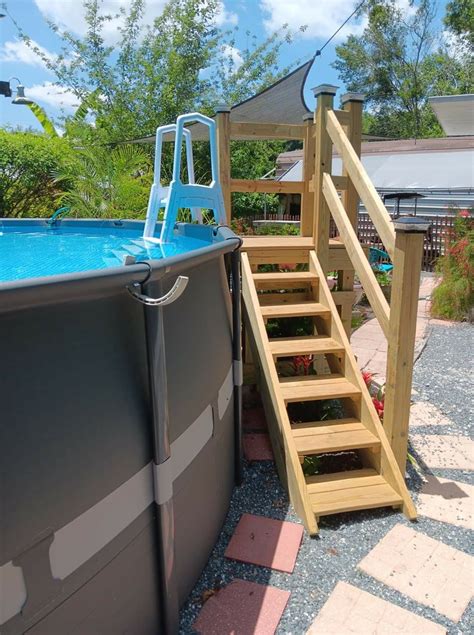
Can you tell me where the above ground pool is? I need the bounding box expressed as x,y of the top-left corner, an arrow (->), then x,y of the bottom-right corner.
0,219 -> 218,282
0,219 -> 242,634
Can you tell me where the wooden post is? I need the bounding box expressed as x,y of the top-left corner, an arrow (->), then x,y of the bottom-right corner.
300,113 -> 316,237
313,84 -> 337,273
384,218 -> 430,473
338,92 -> 365,337
216,106 -> 232,225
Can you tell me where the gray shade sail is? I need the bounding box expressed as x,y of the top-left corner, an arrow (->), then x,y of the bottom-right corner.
133,58 -> 314,144
228,58 -> 312,125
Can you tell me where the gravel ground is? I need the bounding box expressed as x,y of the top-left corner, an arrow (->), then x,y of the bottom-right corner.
179,322 -> 474,634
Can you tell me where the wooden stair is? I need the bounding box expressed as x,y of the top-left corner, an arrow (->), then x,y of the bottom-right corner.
241,247 -> 416,535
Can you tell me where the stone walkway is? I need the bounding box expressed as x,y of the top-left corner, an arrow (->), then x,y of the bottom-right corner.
352,273 -> 437,384
184,312 -> 473,634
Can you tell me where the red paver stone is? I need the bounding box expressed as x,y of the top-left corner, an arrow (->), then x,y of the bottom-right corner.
193,579 -> 290,635
242,407 -> 268,432
243,433 -> 274,461
225,513 -> 303,573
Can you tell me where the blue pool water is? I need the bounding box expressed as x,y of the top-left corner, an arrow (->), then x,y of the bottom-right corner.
0,226 -> 211,282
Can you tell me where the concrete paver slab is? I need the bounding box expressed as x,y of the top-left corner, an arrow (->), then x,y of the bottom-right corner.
410,401 -> 452,427
306,581 -> 446,634
193,579 -> 290,635
225,513 -> 303,573
358,524 -> 473,622
243,433 -> 274,461
411,434 -> 474,470
417,476 -> 473,530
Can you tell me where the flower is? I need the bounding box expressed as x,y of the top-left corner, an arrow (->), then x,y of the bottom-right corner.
373,398 -> 384,419
458,209 -> 470,218
292,355 -> 313,375
362,371 -> 373,388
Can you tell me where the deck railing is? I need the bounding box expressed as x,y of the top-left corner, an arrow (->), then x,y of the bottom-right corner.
315,88 -> 429,472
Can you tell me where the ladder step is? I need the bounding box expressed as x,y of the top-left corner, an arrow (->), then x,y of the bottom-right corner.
261,302 -> 330,319
253,271 -> 318,290
269,336 -> 344,357
292,419 -> 380,455
280,376 -> 360,402
306,469 -> 403,516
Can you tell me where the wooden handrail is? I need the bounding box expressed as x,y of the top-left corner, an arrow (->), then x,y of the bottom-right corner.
326,110 -> 395,260
229,122 -> 305,140
322,173 -> 390,337
230,179 -> 304,194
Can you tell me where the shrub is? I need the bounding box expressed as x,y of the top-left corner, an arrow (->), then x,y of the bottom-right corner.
0,130 -> 76,218
431,210 -> 474,321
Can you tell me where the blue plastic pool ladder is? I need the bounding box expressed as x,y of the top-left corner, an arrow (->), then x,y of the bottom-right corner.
143,113 -> 226,244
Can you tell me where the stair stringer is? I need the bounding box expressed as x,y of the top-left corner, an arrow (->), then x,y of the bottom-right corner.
241,253 -> 318,535
308,251 -> 417,519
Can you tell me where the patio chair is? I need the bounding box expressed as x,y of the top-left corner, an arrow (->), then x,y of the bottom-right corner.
369,246 -> 393,273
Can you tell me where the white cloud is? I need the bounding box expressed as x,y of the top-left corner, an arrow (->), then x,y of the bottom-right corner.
34,0 -> 168,42
260,0 -> 366,39
34,1 -> 238,44
0,38 -> 56,69
222,44 -> 243,68
260,0 -> 416,40
216,1 -> 238,27
27,82 -> 79,110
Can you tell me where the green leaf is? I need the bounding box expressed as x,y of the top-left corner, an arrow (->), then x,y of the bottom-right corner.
27,103 -> 59,138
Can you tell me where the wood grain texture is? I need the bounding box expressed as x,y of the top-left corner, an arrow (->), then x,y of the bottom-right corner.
230,121 -> 305,140
241,253 -> 318,534
326,109 -> 395,259
231,179 -> 304,194
384,230 -> 425,473
308,251 -> 417,519
323,172 -> 390,337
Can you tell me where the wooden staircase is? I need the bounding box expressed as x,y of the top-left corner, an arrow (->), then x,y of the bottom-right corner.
242,247 -> 416,535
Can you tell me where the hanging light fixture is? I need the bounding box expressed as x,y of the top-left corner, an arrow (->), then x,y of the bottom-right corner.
8,78 -> 34,105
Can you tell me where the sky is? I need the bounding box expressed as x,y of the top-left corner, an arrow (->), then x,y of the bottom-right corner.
0,0 -> 449,132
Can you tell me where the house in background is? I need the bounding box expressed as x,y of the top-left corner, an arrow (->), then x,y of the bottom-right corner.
276,94 -> 474,218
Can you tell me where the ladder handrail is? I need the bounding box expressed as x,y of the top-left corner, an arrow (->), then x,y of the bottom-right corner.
153,124 -> 195,192
172,113 -> 218,184
143,123 -> 201,240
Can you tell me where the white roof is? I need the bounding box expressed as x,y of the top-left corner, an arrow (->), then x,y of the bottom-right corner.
281,149 -> 474,190
429,94 -> 474,137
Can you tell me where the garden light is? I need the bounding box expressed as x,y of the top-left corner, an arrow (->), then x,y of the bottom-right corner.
11,82 -> 34,106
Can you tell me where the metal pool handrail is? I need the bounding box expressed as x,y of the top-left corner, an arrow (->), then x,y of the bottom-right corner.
47,206 -> 71,225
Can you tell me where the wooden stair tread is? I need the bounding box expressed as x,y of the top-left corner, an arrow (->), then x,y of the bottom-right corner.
280,375 -> 361,402
292,419 -> 380,455
269,336 -> 344,357
306,469 -> 402,516
253,271 -> 318,290
261,302 -> 330,319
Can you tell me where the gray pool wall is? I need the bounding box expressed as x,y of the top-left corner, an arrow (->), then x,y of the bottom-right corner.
0,221 -> 241,634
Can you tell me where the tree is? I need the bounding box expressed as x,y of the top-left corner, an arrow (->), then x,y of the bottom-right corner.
444,0 -> 474,47
6,0 -> 300,143
54,143 -> 152,218
0,131 -> 76,217
333,0 -> 472,139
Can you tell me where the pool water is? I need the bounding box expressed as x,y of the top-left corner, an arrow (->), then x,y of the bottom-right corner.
0,226 -> 211,282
